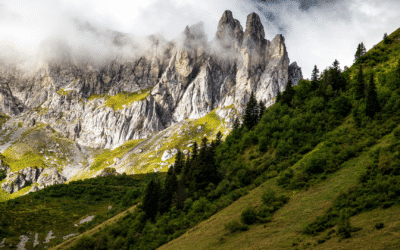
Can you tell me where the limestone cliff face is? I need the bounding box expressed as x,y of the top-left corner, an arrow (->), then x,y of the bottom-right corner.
0,11 -> 302,152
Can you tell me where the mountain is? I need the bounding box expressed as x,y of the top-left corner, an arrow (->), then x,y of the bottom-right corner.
0,10 -> 302,197
2,13 -> 400,250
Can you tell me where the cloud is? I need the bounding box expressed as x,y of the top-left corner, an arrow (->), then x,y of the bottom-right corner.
251,0 -> 400,77
0,0 -> 399,77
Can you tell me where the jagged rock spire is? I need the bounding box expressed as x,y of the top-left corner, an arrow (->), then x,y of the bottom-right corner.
242,12 -> 266,51
215,10 -> 244,50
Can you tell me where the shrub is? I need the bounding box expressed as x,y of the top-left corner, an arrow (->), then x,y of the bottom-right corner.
375,222 -> 384,229
241,207 -> 258,225
254,176 -> 264,187
224,220 -> 248,233
192,197 -> 207,213
236,169 -> 252,186
337,213 -> 352,239
258,136 -> 269,152
71,235 -> 96,250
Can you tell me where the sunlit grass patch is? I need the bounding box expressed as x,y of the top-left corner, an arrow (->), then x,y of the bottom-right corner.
57,89 -> 73,96
104,87 -> 152,110
91,139 -> 144,171
2,150 -> 46,173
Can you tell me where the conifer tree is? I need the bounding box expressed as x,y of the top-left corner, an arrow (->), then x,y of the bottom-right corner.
215,131 -> 222,147
142,177 -> 161,221
282,80 -> 295,106
396,58 -> 400,88
175,180 -> 187,210
233,117 -> 240,130
355,64 -> 366,100
276,87 -> 282,103
354,42 -> 366,62
174,149 -> 183,174
191,137 -> 219,191
326,59 -> 346,91
159,167 -> 178,213
311,65 -> 320,91
383,33 -> 390,44
191,141 -> 198,159
243,91 -> 259,130
258,100 -> 266,122
366,73 -> 380,118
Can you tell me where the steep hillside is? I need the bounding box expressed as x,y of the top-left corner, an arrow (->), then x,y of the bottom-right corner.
0,174 -> 155,249
155,27 -> 400,250
37,26 -> 400,250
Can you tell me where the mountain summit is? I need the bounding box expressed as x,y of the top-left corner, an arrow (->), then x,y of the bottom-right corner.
0,11 -> 302,195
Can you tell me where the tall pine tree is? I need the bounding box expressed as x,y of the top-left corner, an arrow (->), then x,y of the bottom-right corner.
282,80 -> 295,106
190,137 -> 219,191
175,180 -> 187,210
276,87 -> 282,103
233,117 -> 240,130
243,91 -> 259,130
174,149 -> 184,174
311,65 -> 320,91
383,33 -> 390,44
354,42 -> 366,62
159,167 -> 178,213
142,177 -> 161,221
355,64 -> 366,100
366,73 -> 380,118
258,100 -> 266,122
396,58 -> 400,88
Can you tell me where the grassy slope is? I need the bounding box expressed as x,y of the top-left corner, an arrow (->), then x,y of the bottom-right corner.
50,204 -> 139,250
158,127 -> 396,250
157,29 -> 400,250
0,174 -> 149,249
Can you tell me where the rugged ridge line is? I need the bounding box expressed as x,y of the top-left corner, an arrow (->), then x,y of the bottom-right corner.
0,10 -> 302,193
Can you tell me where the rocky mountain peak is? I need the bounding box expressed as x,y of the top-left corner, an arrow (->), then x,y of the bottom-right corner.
215,10 -> 244,50
0,10 -> 303,192
243,12 -> 266,49
270,34 -> 286,57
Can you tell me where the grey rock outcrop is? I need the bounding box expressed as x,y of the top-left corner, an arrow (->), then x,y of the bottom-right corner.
37,167 -> 66,189
17,235 -> 29,250
1,167 -> 43,194
0,10 -> 302,157
288,62 -> 303,86
0,166 -> 66,194
161,148 -> 178,161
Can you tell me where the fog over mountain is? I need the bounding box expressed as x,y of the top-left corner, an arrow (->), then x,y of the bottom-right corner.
1,0 -> 400,76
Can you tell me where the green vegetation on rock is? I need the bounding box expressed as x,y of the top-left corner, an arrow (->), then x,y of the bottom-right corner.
104,88 -> 152,110
91,139 -> 144,171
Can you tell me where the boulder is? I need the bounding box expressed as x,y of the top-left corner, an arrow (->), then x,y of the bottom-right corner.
161,149 -> 178,161
37,167 -> 66,188
1,173 -> 26,194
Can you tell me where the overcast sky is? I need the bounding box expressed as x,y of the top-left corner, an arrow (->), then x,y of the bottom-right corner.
1,0 -> 400,77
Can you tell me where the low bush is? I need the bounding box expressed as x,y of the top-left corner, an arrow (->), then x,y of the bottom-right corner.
375,222 -> 384,229
224,220 -> 248,233
241,207 -> 258,225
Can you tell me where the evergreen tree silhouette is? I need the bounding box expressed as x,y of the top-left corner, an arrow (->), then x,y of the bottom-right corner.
366,73 -> 380,118
174,149 -> 183,174
282,80 -> 295,106
258,100 -> 266,122
142,177 -> 161,221
159,167 -> 178,213
311,65 -> 320,91
355,64 -> 366,100
243,91 -> 259,130
354,42 -> 366,62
